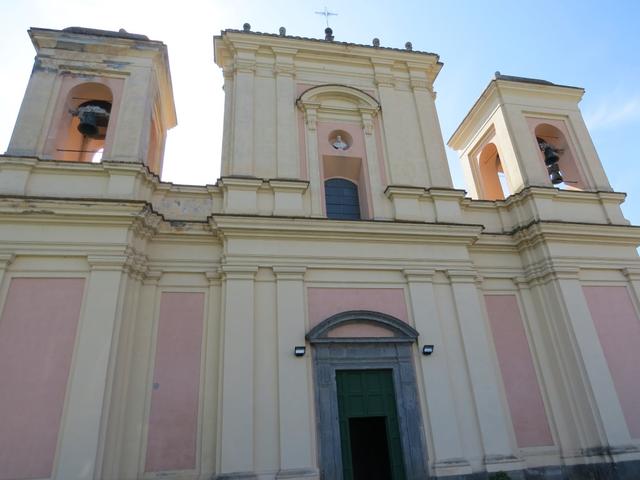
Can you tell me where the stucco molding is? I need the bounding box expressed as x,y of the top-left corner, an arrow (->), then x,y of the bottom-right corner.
296,84 -> 381,120
306,310 -> 419,344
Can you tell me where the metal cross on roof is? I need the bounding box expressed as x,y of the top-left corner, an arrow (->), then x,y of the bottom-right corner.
315,7 -> 338,27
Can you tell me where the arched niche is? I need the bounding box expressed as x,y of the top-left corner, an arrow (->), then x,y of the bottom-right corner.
306,311 -> 428,479
534,122 -> 585,190
478,142 -> 510,200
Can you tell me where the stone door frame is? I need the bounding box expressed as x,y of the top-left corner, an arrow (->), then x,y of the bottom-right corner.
307,310 -> 430,480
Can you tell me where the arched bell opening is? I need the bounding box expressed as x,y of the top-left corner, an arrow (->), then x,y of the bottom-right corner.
478,142 -> 510,200
534,123 -> 585,190
52,82 -> 113,162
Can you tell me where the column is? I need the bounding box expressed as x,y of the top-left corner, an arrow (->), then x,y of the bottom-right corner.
446,270 -> 520,469
218,265 -> 257,478
55,255 -> 127,480
273,267 -> 317,479
404,270 -> 471,477
553,269 -> 632,448
274,49 -> 298,179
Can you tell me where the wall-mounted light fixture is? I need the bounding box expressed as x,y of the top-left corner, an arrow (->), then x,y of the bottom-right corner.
294,346 -> 306,357
422,345 -> 434,356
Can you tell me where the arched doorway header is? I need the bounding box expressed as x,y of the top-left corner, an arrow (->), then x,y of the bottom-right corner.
306,310 -> 419,344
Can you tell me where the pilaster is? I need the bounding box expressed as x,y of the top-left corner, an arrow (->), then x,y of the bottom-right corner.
116,269 -> 162,479
218,265 -> 258,477
109,67 -> 154,163
230,46 -> 258,175
446,270 -> 522,471
384,186 -> 427,222
6,63 -> 58,156
201,270 -> 223,477
219,177 -> 263,214
301,106 -> 323,217
273,267 -> 318,480
0,253 -> 15,299
404,269 -> 471,477
273,48 -> 298,179
551,268 -> 633,449
408,65 -> 452,188
269,179 -> 309,216
55,254 -> 127,480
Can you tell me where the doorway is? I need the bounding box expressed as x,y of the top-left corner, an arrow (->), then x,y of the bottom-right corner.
337,369 -> 406,480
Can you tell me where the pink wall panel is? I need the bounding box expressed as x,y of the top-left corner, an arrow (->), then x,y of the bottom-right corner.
145,292 -> 205,472
485,294 -> 553,447
0,277 -> 85,480
307,287 -> 408,328
583,286 -> 640,438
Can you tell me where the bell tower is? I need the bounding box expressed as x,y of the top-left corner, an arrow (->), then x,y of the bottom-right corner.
6,27 -> 176,175
448,73 -> 612,200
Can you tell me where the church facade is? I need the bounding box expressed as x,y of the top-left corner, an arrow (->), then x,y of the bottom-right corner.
0,25 -> 639,480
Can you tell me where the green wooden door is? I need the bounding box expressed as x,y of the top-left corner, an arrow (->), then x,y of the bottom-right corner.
336,369 -> 406,480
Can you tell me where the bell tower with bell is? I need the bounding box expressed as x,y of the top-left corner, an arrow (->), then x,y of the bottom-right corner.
448,73 -> 612,200
6,27 -> 176,175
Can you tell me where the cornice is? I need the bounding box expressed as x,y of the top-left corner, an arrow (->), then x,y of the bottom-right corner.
210,215 -> 483,245
215,30 -> 441,71
512,220 -> 640,248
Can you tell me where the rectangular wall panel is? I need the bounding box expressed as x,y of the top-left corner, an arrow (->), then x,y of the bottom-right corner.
584,286 -> 640,438
307,287 -> 408,328
145,292 -> 205,472
0,277 -> 85,480
485,294 -> 553,447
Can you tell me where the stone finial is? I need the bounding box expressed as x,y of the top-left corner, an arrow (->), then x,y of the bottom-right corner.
405,41 -> 413,51
279,26 -> 286,36
243,23 -> 251,32
372,37 -> 380,47
325,27 -> 334,41
495,71 -> 501,77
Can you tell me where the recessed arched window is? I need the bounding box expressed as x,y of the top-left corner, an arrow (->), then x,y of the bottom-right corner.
325,178 -> 361,220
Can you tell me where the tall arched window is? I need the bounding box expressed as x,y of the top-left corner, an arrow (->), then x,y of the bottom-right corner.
324,178 -> 361,220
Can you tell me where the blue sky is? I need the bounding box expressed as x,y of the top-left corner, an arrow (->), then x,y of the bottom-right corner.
1,0 -> 639,223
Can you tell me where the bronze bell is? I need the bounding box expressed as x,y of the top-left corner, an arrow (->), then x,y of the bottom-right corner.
77,109 -> 99,137
74,100 -> 111,139
537,137 -> 564,184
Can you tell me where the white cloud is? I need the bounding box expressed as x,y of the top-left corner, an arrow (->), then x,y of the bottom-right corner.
585,95 -> 640,130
